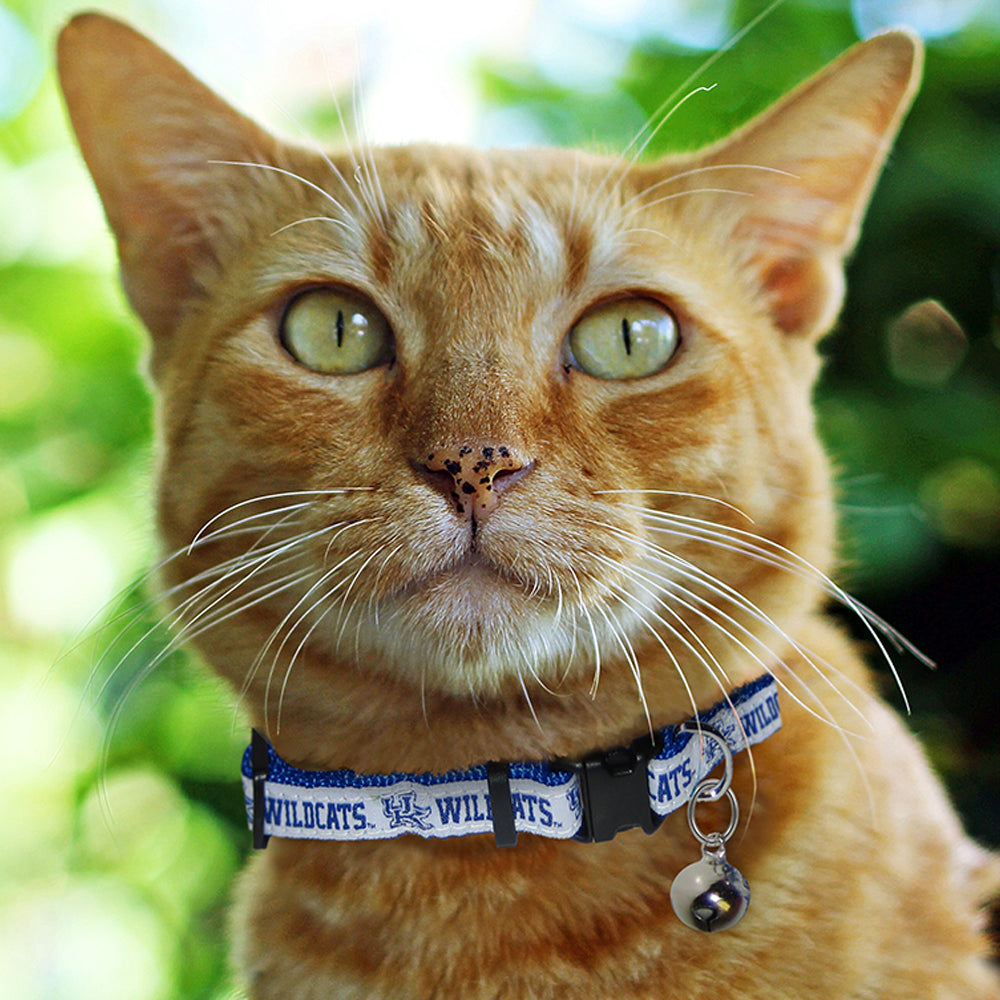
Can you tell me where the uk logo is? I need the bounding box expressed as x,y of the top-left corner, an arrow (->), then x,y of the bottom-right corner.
380,790 -> 433,831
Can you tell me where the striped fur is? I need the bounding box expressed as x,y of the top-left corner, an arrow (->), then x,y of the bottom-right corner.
58,14 -> 998,998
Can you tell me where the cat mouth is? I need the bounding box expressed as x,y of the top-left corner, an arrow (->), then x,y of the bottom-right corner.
370,550 -> 548,639
401,552 -> 532,603
353,549 -> 574,693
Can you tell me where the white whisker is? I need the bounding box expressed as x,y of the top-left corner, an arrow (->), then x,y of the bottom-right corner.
208,160 -> 360,220
270,216 -> 357,237
188,488 -> 371,551
334,545 -> 388,648
94,537 -> 305,716
258,544 -> 368,725
632,505 -> 929,709
597,567 -> 761,806
618,163 -> 798,217
268,92 -> 373,227
619,0 -> 785,171
517,669 -> 543,732
368,542 -> 405,627
594,84 -> 718,213
634,186 -> 754,214
593,517 -> 875,729
595,489 -> 753,521
592,597 -> 652,735
568,567 -> 602,698
101,564 -> 314,781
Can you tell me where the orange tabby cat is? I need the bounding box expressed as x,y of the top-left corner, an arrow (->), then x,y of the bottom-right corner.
58,12 -> 998,998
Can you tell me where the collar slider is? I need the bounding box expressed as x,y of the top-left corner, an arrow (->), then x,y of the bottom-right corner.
251,728 -> 271,850
486,761 -> 518,848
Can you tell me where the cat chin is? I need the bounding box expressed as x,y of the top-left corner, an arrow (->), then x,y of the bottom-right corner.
340,576 -> 578,696
317,563 -> 661,698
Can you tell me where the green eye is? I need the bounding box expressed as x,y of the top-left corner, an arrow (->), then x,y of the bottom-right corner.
280,288 -> 394,374
567,298 -> 679,380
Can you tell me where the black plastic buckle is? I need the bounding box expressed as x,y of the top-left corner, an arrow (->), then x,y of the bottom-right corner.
251,728 -> 271,850
564,733 -> 664,843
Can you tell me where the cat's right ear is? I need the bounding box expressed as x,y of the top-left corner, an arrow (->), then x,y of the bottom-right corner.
645,30 -> 922,343
57,13 -> 279,358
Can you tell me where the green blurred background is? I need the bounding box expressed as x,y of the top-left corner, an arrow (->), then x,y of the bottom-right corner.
1,0 -> 998,997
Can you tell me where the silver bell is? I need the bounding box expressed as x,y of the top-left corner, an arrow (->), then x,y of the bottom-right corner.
672,725 -> 750,932
670,851 -> 750,932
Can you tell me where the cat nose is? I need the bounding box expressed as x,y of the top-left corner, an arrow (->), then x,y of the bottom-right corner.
419,443 -> 533,524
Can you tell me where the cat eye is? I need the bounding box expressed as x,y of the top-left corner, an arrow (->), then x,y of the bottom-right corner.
567,298 -> 679,380
280,288 -> 394,374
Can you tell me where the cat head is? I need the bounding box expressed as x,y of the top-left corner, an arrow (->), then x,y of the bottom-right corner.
58,14 -> 921,742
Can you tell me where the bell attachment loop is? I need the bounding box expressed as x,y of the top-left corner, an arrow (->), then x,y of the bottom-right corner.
671,722 -> 750,932
687,781 -> 740,847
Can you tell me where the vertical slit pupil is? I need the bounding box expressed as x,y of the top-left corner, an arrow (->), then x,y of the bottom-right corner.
621,317 -> 632,356
336,309 -> 344,348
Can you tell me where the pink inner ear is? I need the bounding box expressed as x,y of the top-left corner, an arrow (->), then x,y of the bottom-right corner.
759,255 -> 832,337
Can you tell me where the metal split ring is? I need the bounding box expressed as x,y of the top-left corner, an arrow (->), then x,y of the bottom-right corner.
687,779 -> 740,846
679,721 -> 733,803
680,721 -> 739,846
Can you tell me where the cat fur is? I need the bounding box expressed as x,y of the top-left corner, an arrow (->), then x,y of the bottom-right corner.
57,13 -> 999,998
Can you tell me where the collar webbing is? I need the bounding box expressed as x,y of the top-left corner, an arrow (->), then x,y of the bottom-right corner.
242,673 -> 781,849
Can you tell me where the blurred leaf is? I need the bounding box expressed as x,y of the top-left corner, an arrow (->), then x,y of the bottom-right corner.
0,264 -> 150,511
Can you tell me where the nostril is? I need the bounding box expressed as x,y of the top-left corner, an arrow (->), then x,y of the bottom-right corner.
490,460 -> 535,497
417,464 -> 460,502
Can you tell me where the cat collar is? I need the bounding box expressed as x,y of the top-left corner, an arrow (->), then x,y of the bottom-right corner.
242,674 -> 780,849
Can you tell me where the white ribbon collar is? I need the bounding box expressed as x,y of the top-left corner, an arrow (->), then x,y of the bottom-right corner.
242,674 -> 781,849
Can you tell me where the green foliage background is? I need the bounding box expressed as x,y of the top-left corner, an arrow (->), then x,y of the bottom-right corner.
0,1 -> 997,997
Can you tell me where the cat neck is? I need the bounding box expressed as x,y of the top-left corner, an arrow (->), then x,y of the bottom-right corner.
209,607 -> 821,778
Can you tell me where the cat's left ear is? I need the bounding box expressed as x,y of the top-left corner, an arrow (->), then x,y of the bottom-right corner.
57,13 -> 282,363
655,30 -> 923,340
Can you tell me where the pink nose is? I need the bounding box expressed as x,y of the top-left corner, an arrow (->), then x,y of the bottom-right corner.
421,444 -> 533,524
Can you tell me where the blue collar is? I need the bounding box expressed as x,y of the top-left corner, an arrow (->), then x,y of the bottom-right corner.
243,673 -> 780,849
